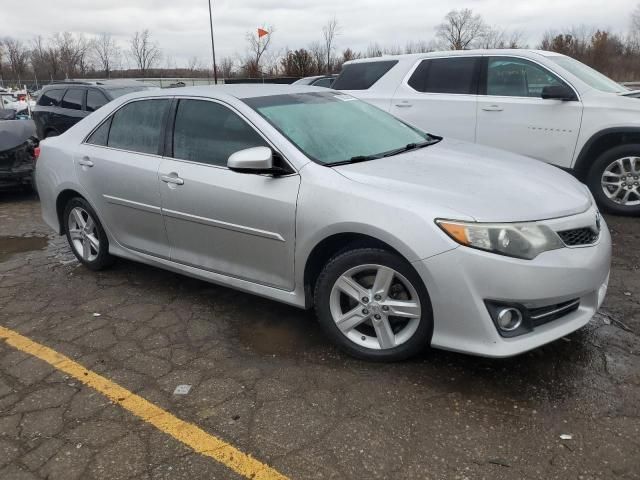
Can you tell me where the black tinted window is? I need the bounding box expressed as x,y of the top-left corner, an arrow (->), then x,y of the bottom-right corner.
173,99 -> 267,167
108,99 -> 169,154
487,57 -> 566,97
61,89 -> 84,110
86,118 -> 111,146
38,89 -> 65,107
408,57 -> 479,94
86,90 -> 109,112
332,61 -> 397,90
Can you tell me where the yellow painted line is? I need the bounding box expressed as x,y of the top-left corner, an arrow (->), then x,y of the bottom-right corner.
0,325 -> 288,480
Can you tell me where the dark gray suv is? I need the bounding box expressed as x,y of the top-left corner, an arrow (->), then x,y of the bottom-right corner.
32,81 -> 154,139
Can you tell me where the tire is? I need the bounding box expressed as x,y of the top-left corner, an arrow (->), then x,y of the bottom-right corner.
63,197 -> 114,271
314,248 -> 433,362
587,144 -> 640,216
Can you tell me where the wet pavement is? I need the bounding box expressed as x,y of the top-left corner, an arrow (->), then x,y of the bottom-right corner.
0,190 -> 638,480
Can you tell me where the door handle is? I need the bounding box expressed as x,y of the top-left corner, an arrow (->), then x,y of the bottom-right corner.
78,157 -> 94,167
482,105 -> 504,112
395,103 -> 413,108
161,174 -> 184,185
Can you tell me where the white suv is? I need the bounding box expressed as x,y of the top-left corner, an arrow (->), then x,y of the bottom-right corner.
334,49 -> 640,215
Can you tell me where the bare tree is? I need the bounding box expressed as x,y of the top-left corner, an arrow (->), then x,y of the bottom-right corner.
322,16 -> 340,73
436,9 -> 486,50
130,30 -> 161,77
187,56 -> 201,74
219,57 -> 235,78
92,33 -> 120,77
4,38 -> 29,83
244,26 -> 274,76
404,40 -> 435,54
309,41 -> 325,74
478,27 -> 525,49
366,42 -> 383,57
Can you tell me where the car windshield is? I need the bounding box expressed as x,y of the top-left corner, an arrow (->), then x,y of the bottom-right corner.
548,56 -> 628,93
244,92 -> 434,165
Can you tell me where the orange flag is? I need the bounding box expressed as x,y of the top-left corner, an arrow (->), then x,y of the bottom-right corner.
258,28 -> 269,38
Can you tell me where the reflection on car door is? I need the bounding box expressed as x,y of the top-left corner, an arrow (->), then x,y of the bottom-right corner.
475,56 -> 583,168
390,57 -> 480,141
158,98 -> 300,290
77,98 -> 172,258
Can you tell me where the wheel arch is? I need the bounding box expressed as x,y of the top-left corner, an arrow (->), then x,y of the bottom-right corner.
55,189 -> 88,234
574,127 -> 640,179
302,232 -> 412,308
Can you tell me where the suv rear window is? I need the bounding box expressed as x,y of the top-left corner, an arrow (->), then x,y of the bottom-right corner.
408,57 -> 479,94
38,89 -> 65,107
332,61 -> 398,90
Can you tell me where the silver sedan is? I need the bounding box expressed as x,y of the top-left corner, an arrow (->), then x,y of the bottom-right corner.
35,85 -> 611,361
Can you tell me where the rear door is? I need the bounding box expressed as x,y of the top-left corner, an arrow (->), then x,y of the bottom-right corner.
390,56 -> 481,141
158,98 -> 300,289
59,88 -> 88,133
475,56 -> 583,168
76,98 -> 172,257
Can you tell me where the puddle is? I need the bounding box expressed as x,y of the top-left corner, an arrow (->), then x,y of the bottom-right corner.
0,235 -> 48,262
236,303 -> 324,357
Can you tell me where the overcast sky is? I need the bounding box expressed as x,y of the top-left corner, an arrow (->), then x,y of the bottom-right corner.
4,0 -> 638,68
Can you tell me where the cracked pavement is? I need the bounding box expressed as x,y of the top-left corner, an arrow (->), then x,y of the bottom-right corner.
0,190 -> 639,480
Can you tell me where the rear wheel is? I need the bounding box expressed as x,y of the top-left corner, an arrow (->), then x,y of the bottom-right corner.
63,197 -> 114,270
587,144 -> 640,216
314,248 -> 433,362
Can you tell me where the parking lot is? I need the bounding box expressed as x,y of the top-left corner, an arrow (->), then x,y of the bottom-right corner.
0,190 -> 638,479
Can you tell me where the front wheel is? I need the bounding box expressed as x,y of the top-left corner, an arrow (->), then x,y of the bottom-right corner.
314,248 -> 433,362
587,145 -> 640,216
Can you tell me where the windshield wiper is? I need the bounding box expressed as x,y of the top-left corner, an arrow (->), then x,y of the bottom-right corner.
325,137 -> 441,167
382,139 -> 439,158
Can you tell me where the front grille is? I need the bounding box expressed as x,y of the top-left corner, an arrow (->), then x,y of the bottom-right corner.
557,227 -> 598,246
529,298 -> 580,327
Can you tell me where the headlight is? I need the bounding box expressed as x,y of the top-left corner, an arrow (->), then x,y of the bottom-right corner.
436,219 -> 564,260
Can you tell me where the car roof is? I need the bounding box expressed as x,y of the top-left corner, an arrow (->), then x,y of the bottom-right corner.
343,49 -> 565,65
120,84 -> 329,101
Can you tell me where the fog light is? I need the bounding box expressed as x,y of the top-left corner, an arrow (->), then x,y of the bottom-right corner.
496,307 -> 523,332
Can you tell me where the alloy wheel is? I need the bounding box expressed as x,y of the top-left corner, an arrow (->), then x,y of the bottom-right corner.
601,156 -> 640,206
67,207 -> 100,262
329,264 -> 421,350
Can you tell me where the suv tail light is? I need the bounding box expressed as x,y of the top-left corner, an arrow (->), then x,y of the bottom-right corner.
33,146 -> 41,162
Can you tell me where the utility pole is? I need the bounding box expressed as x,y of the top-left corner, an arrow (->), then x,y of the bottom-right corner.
207,0 -> 218,84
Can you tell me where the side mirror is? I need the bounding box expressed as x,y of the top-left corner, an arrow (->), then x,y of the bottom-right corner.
227,146 -> 287,175
541,85 -> 577,101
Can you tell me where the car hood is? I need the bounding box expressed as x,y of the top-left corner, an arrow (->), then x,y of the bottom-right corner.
333,139 -> 591,222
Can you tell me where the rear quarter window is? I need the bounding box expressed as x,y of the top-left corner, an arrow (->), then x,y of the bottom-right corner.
332,61 -> 398,90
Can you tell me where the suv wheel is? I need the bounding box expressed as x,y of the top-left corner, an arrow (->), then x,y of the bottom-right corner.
314,248 -> 433,362
588,144 -> 640,215
63,197 -> 114,270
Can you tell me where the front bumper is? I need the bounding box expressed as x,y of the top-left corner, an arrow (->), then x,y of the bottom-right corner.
414,216 -> 611,358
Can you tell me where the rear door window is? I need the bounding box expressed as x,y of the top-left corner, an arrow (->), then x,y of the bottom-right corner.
86,90 -> 110,112
38,89 -> 65,107
332,61 -> 398,90
107,99 -> 169,155
61,88 -> 85,110
408,57 -> 479,94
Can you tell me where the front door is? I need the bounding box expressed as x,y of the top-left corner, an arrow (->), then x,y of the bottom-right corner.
76,98 -> 171,258
476,56 -> 583,168
159,98 -> 300,290
390,56 -> 481,141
